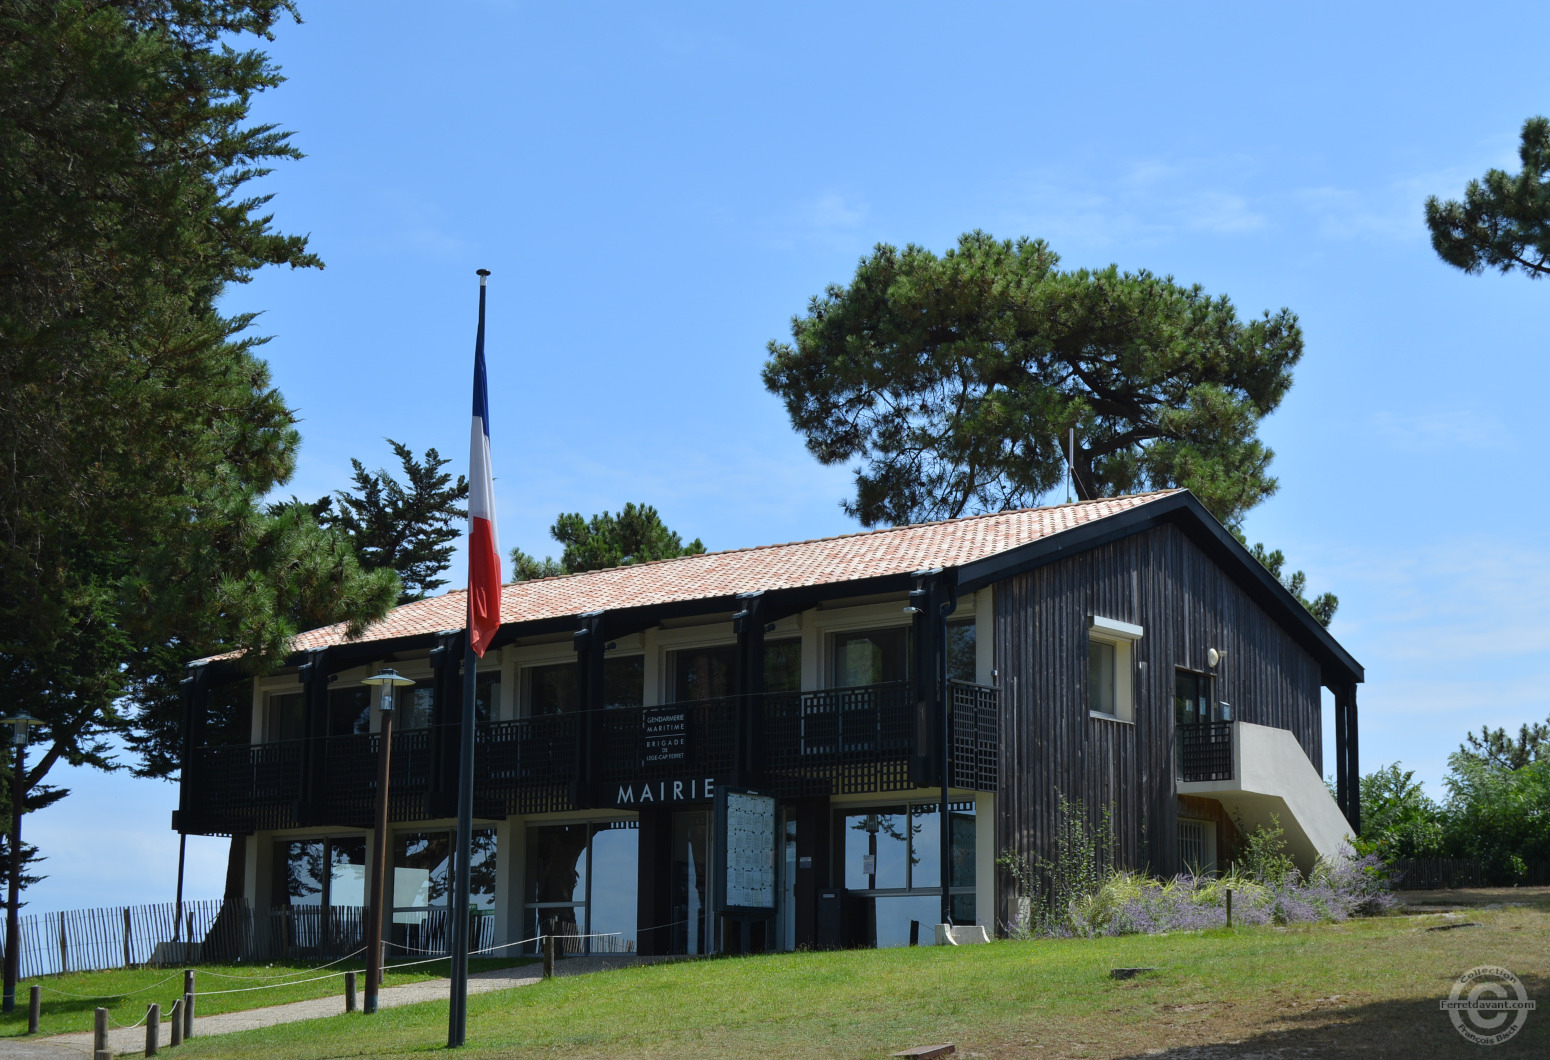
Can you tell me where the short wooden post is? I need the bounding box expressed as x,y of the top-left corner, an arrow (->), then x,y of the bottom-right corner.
182,990 -> 194,1040
169,999 -> 183,1047
27,985 -> 39,1034
542,933 -> 555,979
146,1002 -> 160,1056
123,907 -> 133,969
1225,887 -> 1233,929
92,1006 -> 110,1060
345,970 -> 357,1012
909,920 -> 920,946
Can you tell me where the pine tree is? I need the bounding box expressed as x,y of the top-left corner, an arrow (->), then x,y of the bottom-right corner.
510,503 -> 705,580
1426,117 -> 1550,279
312,441 -> 470,603
2,4 -> 397,806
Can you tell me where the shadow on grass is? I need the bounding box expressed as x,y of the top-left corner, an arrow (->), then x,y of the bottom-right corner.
1110,972 -> 1548,1060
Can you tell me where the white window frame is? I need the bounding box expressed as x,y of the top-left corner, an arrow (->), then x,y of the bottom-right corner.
1087,615 -> 1141,723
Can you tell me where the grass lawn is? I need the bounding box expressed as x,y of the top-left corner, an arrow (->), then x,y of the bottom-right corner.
168,902 -> 1550,1060
0,957 -> 529,1040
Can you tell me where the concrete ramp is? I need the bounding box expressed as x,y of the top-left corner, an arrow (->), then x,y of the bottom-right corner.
1179,721 -> 1354,873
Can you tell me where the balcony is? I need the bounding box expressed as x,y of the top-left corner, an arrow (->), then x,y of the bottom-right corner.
1176,720 -> 1354,872
180,681 -> 998,836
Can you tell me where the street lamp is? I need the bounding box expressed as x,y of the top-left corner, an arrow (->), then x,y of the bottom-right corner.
360,669 -> 413,1015
1,713 -> 42,1014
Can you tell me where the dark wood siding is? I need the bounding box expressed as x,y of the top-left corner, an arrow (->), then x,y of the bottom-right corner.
992,522 -> 1324,925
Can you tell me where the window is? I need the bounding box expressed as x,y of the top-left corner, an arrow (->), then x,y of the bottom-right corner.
475,671 -> 501,721
265,692 -> 304,743
526,657 -> 644,714
1178,818 -> 1217,875
391,828 -> 497,953
328,687 -> 371,737
272,836 -> 366,910
831,627 -> 909,687
524,821 -> 638,954
840,801 -> 977,946
395,680 -> 435,730
947,620 -> 977,684
1088,639 -> 1117,715
669,639 -> 804,701
1174,670 -> 1215,728
672,644 -> 737,702
1087,616 -> 1140,722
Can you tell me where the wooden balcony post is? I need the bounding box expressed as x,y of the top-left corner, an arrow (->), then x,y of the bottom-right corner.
733,591 -> 767,786
574,612 -> 607,807
297,649 -> 331,825
1346,685 -> 1360,835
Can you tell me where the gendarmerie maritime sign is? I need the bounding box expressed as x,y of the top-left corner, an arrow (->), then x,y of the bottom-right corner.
642,707 -> 687,763
614,777 -> 715,807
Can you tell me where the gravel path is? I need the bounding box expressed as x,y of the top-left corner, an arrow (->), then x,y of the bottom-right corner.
32,956 -> 662,1057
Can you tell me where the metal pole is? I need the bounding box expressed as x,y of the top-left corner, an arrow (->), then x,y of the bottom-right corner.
365,705 -> 395,1014
448,632 -> 477,1046
938,598 -> 952,929
173,832 -> 186,945
4,739 -> 25,1013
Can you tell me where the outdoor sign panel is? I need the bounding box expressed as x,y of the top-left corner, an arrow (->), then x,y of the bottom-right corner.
712,786 -> 778,917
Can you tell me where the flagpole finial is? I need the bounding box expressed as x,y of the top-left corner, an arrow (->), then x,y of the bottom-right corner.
476,268 -> 490,286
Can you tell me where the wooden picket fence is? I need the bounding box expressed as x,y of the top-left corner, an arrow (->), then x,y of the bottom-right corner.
1388,857 -> 1550,890
0,899 -> 379,977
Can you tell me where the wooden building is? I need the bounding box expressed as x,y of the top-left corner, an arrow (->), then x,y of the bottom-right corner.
177,488 -> 1362,955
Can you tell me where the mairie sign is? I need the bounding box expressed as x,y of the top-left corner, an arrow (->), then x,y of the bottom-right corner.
614,777 -> 716,807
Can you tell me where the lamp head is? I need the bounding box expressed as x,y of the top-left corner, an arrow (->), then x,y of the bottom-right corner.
0,713 -> 42,747
361,667 -> 415,711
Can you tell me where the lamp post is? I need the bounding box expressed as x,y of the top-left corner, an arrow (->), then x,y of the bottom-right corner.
360,669 -> 413,1015
1,713 -> 41,1014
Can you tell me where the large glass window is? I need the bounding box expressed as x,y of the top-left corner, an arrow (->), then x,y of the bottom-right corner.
271,835 -> 368,950
840,801 -> 976,947
391,828 -> 496,954
672,812 -> 709,956
395,680 -> 435,730
670,640 -> 803,701
524,821 -> 638,954
475,670 -> 500,721
265,692 -> 304,743
328,687 -> 371,737
672,645 -> 737,702
765,640 -> 802,692
527,657 -> 643,714
831,627 -> 909,687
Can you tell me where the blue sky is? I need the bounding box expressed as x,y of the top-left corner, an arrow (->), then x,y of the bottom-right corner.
30,2 -> 1550,911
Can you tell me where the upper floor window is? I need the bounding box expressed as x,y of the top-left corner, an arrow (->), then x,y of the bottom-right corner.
329,687 -> 371,736
947,620 -> 977,684
265,692 -> 304,742
1088,615 -> 1142,722
669,640 -> 804,702
832,627 -> 909,688
1174,669 -> 1224,726
527,657 -> 643,715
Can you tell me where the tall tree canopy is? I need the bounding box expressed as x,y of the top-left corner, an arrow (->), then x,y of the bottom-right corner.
306,440 -> 469,603
1426,116 -> 1550,279
2,3 -> 396,800
511,503 -> 705,580
763,232 -> 1303,531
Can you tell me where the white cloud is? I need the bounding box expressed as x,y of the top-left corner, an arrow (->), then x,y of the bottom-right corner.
1368,407 -> 1507,452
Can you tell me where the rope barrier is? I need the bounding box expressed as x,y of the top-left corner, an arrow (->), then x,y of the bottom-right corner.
34,972 -> 182,1001
197,947 -> 365,980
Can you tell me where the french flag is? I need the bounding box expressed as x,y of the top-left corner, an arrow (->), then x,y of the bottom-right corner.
467,269 -> 501,657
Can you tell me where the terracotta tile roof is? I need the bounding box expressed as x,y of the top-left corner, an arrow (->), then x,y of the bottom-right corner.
256,490 -> 1182,658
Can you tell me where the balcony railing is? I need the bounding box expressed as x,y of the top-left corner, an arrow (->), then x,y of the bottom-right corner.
1178,721 -> 1234,783
181,680 -> 999,835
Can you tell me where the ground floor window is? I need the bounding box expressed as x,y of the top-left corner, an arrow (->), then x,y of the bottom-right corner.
1178,818 -> 1218,875
391,828 -> 497,954
524,820 -> 639,953
271,835 -> 367,953
839,800 -> 976,946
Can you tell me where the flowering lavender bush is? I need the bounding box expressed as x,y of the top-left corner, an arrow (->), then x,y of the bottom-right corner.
1000,810 -> 1396,939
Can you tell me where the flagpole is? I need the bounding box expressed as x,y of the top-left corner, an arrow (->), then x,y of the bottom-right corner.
448,268 -> 490,1048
